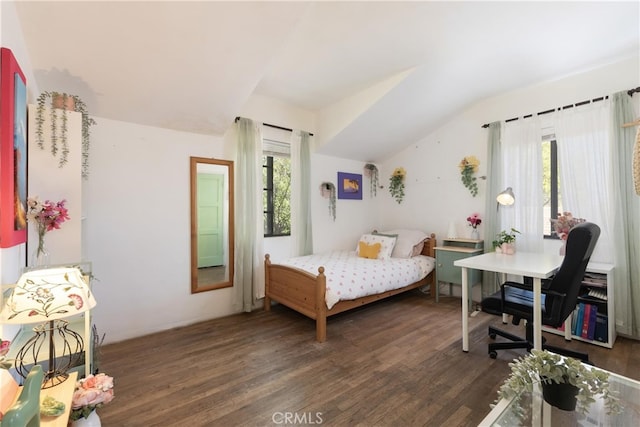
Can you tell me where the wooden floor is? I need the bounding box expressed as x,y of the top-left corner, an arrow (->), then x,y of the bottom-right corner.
99,291 -> 640,426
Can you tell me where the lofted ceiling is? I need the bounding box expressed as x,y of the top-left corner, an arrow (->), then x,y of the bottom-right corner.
14,1 -> 640,162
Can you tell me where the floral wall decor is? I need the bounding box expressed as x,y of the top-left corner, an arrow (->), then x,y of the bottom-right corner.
363,163 -> 379,197
320,182 -> 336,221
389,167 -> 406,204
459,155 -> 480,197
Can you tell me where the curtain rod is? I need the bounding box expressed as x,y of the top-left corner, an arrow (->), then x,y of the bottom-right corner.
481,86 -> 640,128
234,116 -> 314,136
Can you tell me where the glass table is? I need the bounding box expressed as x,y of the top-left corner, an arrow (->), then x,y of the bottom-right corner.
481,367 -> 640,426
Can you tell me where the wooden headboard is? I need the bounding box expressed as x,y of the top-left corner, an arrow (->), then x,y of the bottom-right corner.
422,233 -> 437,258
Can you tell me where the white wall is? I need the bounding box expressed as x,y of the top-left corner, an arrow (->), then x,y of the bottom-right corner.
84,118 -> 238,343
379,56 -> 640,245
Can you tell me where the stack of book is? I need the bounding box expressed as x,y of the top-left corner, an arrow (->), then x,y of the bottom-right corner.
570,303 -> 608,343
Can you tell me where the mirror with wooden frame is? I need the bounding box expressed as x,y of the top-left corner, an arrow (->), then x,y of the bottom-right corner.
190,157 -> 234,293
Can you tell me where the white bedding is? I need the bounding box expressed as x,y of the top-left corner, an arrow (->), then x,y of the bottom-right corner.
281,251 -> 435,309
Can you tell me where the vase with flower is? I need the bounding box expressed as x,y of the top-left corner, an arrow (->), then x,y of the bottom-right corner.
550,212 -> 586,255
467,213 -> 481,239
70,373 -> 115,427
25,196 -> 69,267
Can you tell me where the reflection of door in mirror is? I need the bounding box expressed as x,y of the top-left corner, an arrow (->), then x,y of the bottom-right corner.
190,157 -> 234,293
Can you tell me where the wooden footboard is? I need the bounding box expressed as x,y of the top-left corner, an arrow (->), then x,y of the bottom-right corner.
264,233 -> 436,342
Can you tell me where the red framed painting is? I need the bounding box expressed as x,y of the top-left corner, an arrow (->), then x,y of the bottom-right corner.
0,47 -> 27,248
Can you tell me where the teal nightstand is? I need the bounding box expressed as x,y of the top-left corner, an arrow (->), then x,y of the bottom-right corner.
434,238 -> 483,309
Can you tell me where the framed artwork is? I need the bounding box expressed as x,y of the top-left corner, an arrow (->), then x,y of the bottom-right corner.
337,172 -> 362,200
0,47 -> 27,248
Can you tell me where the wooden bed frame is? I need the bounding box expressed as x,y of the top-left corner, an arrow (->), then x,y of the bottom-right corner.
264,233 -> 437,342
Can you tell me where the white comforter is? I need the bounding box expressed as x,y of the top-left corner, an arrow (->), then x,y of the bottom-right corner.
281,251 -> 435,309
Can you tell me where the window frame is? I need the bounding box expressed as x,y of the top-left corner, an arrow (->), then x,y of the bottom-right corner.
543,138 -> 561,239
262,152 -> 291,238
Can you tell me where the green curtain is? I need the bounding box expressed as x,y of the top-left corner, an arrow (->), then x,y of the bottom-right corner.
233,117 -> 264,312
290,130 -> 314,256
483,121 -> 501,295
299,131 -> 313,255
610,91 -> 640,338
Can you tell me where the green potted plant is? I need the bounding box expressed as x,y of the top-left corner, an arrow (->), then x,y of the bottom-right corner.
492,228 -> 520,254
35,91 -> 97,179
389,167 -> 406,204
495,350 -> 621,417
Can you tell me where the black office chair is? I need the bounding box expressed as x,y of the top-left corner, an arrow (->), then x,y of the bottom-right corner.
481,222 -> 601,361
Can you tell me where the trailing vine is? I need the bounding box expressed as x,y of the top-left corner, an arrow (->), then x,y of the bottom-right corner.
364,163 -> 379,197
35,91 -> 97,179
320,182 -> 336,221
458,155 -> 480,197
389,167 -> 406,204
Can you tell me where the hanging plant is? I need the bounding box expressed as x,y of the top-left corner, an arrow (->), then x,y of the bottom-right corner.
389,167 -> 406,204
319,182 -> 336,221
35,91 -> 97,179
458,155 -> 480,197
363,163 -> 379,197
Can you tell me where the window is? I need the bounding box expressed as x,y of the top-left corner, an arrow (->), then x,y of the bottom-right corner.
542,137 -> 562,237
263,139 -> 291,237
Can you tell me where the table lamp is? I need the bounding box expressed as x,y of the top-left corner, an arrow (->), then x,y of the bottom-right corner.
496,187 -> 515,206
0,267 -> 96,388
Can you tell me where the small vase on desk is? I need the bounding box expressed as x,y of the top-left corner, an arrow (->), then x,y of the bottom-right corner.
72,410 -> 101,427
470,228 -> 479,240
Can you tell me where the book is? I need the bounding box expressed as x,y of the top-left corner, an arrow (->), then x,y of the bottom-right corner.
573,303 -> 585,336
587,304 -> 598,340
571,306 -> 580,335
581,304 -> 591,338
594,313 -> 608,343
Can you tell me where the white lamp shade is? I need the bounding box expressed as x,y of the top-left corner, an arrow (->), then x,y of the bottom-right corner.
1,267 -> 96,324
496,187 -> 515,206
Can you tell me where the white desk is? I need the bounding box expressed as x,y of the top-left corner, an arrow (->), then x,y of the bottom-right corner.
454,252 -> 563,352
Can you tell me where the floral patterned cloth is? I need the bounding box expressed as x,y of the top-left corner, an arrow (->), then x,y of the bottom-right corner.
281,251 -> 435,309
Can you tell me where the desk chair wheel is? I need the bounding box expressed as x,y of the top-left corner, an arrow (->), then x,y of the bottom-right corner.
489,332 -> 497,339
489,350 -> 498,359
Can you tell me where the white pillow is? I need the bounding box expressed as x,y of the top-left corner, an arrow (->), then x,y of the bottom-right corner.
381,229 -> 429,258
355,234 -> 397,261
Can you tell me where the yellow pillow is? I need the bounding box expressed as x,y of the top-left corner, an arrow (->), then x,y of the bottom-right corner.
358,241 -> 381,259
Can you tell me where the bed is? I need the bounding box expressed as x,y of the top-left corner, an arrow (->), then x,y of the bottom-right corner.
264,230 -> 437,342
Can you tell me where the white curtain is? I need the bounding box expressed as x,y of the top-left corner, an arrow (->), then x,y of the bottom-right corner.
483,122 -> 502,294
554,101 -> 613,264
609,91 -> 640,338
290,130 -> 313,256
500,117 -> 544,253
233,118 -> 264,312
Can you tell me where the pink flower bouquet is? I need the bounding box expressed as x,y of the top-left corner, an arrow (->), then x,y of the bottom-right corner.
0,339 -> 11,369
70,373 -> 115,421
551,212 -> 586,240
467,213 -> 482,229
